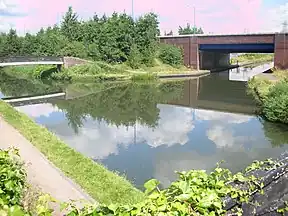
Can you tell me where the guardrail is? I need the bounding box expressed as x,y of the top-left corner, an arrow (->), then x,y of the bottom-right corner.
0,56 -> 64,63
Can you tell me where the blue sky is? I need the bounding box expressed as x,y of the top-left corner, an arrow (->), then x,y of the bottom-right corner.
0,0 -> 287,35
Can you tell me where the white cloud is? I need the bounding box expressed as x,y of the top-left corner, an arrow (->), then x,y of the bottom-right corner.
195,109 -> 252,124
16,103 -> 59,118
56,104 -> 195,159
260,2 -> 288,32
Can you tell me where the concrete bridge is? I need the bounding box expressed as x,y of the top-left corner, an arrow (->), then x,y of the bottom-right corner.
0,56 -> 90,69
159,33 -> 288,70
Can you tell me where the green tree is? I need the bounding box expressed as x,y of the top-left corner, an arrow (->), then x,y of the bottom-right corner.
135,13 -> 160,65
178,23 -> 204,35
61,6 -> 81,41
4,29 -> 21,56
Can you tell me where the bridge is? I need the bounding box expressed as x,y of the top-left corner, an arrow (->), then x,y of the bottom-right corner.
159,33 -> 288,70
0,56 -> 64,68
0,56 -> 90,69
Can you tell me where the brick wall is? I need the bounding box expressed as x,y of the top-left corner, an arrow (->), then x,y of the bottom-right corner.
274,34 -> 288,69
198,35 -> 274,44
63,57 -> 92,69
160,34 -> 278,69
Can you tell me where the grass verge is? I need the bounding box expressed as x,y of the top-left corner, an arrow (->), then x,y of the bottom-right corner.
231,54 -> 274,65
0,101 -> 144,205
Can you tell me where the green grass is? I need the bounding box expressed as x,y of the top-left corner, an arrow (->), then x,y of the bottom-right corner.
130,72 -> 158,81
0,101 -> 144,205
231,54 -> 274,65
2,65 -> 57,79
247,77 -> 274,103
273,69 -> 288,79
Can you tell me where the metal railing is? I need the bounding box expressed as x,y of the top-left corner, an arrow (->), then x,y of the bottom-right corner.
0,56 -> 64,63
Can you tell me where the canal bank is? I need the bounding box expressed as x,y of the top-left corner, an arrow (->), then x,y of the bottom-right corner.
0,101 -> 144,205
0,116 -> 94,211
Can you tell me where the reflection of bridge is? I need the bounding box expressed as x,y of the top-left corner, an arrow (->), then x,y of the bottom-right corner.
0,56 -> 64,67
2,92 -> 66,107
2,73 -> 256,115
167,75 -> 256,115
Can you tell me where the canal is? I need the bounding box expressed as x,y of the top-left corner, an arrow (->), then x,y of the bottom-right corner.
1,64 -> 288,190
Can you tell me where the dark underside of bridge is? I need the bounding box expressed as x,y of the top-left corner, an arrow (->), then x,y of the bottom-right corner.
199,43 -> 275,53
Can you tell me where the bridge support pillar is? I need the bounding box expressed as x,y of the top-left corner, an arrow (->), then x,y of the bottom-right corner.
199,51 -> 230,70
56,64 -> 62,72
274,33 -> 288,70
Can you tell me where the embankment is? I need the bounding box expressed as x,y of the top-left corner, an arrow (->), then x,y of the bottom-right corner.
0,101 -> 144,205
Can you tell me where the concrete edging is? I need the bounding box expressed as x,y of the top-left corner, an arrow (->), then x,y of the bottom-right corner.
158,70 -> 210,78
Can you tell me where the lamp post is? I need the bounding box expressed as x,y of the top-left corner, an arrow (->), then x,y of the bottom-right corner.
132,0 -> 134,20
193,6 -> 196,29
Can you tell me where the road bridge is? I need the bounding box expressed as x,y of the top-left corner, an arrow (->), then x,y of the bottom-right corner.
159,33 -> 288,70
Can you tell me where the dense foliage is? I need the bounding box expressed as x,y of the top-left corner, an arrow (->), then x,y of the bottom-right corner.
62,158 -> 284,216
0,7 -> 161,67
262,80 -> 288,124
158,43 -> 183,66
178,23 -> 204,35
248,76 -> 288,124
0,147 -> 286,215
0,148 -> 27,215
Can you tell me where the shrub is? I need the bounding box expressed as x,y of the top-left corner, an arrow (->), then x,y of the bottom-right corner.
63,160 -> 274,216
158,43 -> 183,66
131,72 -> 158,81
0,148 -> 27,215
127,44 -> 142,69
262,80 -> 288,123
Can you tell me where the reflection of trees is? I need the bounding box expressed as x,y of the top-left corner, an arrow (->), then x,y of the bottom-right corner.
53,81 -> 185,133
261,118 -> 288,147
0,70 -> 61,96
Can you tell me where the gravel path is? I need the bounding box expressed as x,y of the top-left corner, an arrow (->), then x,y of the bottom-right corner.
0,116 -> 94,214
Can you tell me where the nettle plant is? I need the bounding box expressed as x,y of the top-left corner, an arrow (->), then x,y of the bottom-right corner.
64,160 -> 279,216
0,148 -> 27,215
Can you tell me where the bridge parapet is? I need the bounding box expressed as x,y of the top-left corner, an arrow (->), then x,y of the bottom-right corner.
0,56 -> 64,63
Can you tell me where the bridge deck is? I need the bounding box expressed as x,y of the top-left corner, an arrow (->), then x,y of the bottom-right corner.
0,61 -> 63,67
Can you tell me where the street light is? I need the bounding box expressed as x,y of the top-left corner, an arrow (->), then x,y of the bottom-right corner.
132,0 -> 134,20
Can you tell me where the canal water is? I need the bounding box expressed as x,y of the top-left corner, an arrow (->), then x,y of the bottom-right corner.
1,64 -> 288,189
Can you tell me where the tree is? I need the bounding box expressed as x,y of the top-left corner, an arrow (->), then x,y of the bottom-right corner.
4,29 -> 21,56
164,30 -> 173,36
61,6 -> 81,41
178,23 -> 204,35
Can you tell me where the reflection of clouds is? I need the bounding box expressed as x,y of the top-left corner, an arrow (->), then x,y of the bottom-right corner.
16,103 -> 59,118
54,104 -> 195,159
138,104 -> 194,148
153,146 -> 286,188
195,109 -> 253,148
195,109 -> 252,124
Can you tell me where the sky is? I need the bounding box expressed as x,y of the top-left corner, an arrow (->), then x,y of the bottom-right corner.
0,0 -> 288,35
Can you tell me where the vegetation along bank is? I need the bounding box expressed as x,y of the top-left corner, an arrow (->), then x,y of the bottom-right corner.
1,145 -> 287,215
247,69 -> 288,124
0,101 -> 144,206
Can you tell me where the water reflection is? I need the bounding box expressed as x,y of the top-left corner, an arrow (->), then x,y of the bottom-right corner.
229,62 -> 273,81
0,70 -> 62,97
14,77 -> 288,189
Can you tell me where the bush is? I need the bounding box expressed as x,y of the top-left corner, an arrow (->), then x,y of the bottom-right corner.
63,160 -> 274,215
262,80 -> 288,123
127,44 -> 142,69
0,148 -> 27,215
158,43 -> 183,66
